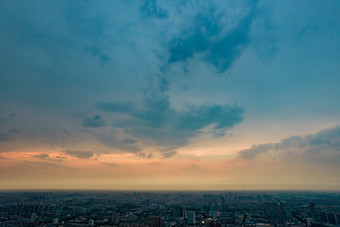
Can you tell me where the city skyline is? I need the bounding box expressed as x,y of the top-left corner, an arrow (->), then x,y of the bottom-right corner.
0,0 -> 340,190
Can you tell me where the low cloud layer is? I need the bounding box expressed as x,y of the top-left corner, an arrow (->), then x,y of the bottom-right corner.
65,150 -> 94,159
163,151 -> 177,158
238,126 -> 340,164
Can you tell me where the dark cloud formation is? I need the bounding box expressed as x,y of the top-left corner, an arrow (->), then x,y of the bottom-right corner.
122,138 -> 137,144
33,153 -> 50,159
55,155 -> 67,159
96,135 -> 142,154
97,92 -> 243,148
32,153 -> 65,162
168,3 -> 256,73
163,151 -> 177,158
147,153 -> 153,159
65,150 -> 94,159
82,115 -> 107,128
140,0 -> 168,19
238,126 -> 340,164
136,152 -> 153,159
238,143 -> 274,160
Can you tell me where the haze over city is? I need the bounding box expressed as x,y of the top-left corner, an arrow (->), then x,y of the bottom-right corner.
0,0 -> 340,190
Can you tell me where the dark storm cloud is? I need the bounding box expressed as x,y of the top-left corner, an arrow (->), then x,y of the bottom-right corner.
168,3 -> 256,73
97,92 -> 243,148
140,0 -> 168,19
238,126 -> 340,164
65,150 -> 94,159
81,115 -> 107,128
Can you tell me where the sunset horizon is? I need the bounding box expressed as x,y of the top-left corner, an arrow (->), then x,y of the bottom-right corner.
1,0 -> 340,191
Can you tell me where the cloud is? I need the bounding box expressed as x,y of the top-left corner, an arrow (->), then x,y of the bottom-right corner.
167,2 -> 256,72
238,126 -> 340,164
122,138 -> 137,144
97,91 -> 243,148
140,0 -> 168,19
32,153 -> 65,162
136,152 -> 153,159
182,164 -> 205,173
65,150 -> 94,159
55,155 -> 67,159
82,115 -> 107,128
238,143 -> 274,160
163,151 -> 177,158
33,153 -> 50,159
96,134 -> 142,153
147,153 -> 153,159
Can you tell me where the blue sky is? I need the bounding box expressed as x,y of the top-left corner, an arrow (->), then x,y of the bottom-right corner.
0,0 -> 340,189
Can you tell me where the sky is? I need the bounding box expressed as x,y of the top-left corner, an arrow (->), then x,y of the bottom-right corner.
0,0 -> 340,190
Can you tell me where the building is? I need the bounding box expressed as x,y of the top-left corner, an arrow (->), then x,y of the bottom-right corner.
188,211 -> 195,225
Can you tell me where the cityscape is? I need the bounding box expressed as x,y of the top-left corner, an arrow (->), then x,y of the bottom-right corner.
1,1 -> 340,227
0,191 -> 340,227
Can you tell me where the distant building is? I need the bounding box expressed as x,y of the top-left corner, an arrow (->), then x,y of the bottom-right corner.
30,213 -> 37,223
147,215 -> 162,227
183,210 -> 188,218
188,211 -> 195,225
308,202 -> 318,222
53,218 -> 58,224
209,211 -> 219,217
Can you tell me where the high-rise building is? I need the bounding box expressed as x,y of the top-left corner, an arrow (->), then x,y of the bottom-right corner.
30,213 -> 37,223
188,211 -> 195,225
183,210 -> 188,218
147,215 -> 162,227
53,218 -> 59,224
